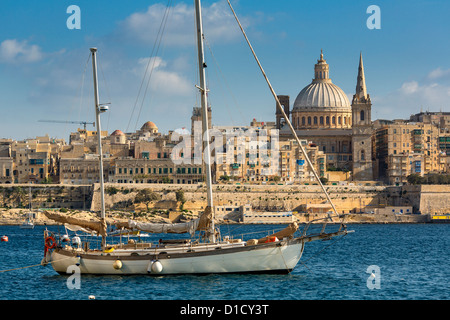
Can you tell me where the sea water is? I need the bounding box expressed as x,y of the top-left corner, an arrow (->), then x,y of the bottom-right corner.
0,224 -> 449,301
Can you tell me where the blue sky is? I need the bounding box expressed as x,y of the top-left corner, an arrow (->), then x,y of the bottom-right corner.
0,0 -> 449,141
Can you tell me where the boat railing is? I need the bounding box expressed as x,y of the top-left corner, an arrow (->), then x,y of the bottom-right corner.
300,215 -> 348,240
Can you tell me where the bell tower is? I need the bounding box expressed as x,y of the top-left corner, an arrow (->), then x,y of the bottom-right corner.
351,52 -> 373,181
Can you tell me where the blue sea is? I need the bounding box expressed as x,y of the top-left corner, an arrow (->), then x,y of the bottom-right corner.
0,223 -> 449,304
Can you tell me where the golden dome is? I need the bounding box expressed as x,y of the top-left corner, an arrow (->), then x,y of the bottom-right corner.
141,121 -> 158,131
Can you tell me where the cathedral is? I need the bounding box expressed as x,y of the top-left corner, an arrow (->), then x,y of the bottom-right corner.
277,50 -> 374,181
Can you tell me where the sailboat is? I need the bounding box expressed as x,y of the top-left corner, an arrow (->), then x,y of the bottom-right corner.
41,0 -> 350,275
21,185 -> 35,229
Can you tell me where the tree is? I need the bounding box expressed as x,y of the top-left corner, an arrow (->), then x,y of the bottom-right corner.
10,186 -> 26,208
134,189 -> 160,211
175,189 -> 186,211
319,177 -> 328,185
407,174 -> 423,185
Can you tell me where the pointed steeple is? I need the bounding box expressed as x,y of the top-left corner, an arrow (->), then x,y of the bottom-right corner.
355,52 -> 368,101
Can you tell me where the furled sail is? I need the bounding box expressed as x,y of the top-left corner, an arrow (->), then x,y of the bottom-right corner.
43,210 -> 107,237
120,219 -> 200,236
114,206 -> 214,237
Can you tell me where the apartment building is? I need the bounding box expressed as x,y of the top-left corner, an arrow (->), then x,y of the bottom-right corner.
376,121 -> 448,185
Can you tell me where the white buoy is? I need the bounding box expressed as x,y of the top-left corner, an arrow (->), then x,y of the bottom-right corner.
151,260 -> 163,273
88,295 -> 95,300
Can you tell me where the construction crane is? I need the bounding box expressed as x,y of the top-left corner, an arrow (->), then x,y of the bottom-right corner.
38,120 -> 95,131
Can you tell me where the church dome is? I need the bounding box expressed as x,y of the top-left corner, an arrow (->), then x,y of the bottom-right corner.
111,129 -> 125,136
141,121 -> 158,131
293,82 -> 350,110
293,50 -> 350,111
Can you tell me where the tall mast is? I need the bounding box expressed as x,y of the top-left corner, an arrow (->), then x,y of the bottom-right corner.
90,48 -> 107,247
194,0 -> 215,242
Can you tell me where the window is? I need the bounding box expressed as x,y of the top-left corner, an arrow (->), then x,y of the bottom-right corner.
361,150 -> 365,161
320,116 -> 324,125
360,110 -> 365,121
308,117 -> 311,125
302,117 -> 306,125
326,116 -> 330,125
332,116 -> 336,124
314,117 -> 318,125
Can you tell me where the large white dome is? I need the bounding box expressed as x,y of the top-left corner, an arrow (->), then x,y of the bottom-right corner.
293,50 -> 350,111
293,81 -> 350,110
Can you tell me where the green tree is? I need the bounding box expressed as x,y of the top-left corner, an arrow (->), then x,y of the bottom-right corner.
10,186 -> 26,208
319,177 -> 328,185
407,174 -> 424,185
134,189 -> 160,211
175,189 -> 186,210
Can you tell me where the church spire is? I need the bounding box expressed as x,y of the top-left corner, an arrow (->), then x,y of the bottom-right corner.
355,52 -> 368,101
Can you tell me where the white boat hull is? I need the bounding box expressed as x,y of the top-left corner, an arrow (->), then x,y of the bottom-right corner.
49,240 -> 304,275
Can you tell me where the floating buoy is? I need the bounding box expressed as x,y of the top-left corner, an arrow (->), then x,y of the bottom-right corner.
61,235 -> 70,242
88,295 -> 96,300
113,260 -> 122,270
1,236 -> 8,242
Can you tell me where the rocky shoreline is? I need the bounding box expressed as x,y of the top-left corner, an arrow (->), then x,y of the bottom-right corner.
0,208 -> 432,226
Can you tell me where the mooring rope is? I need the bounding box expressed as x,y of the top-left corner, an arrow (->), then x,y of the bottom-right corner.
0,256 -> 73,273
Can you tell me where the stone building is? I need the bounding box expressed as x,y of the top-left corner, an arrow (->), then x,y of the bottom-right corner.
10,135 -> 64,184
375,121 -> 448,185
278,50 -> 372,180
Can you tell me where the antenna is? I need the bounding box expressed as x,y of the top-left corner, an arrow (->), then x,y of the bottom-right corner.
38,120 -> 95,131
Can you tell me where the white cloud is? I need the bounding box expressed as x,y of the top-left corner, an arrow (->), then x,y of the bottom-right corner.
133,56 -> 192,96
400,81 -> 419,94
116,1 -> 246,47
0,39 -> 43,63
374,75 -> 450,119
427,67 -> 450,81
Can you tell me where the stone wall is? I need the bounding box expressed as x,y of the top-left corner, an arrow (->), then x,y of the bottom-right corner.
1,183 -> 447,218
401,185 -> 450,215
0,184 -> 92,210
90,183 -> 394,214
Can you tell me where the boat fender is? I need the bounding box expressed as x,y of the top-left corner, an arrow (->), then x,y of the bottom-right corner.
76,255 -> 81,266
113,259 -> 122,270
1,235 -> 8,242
147,260 -> 163,273
61,235 -> 70,242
